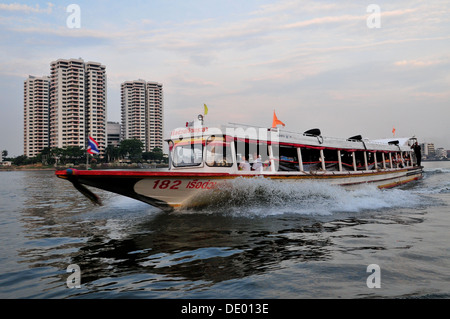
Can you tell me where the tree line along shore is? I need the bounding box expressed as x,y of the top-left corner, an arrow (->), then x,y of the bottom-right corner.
1,139 -> 169,170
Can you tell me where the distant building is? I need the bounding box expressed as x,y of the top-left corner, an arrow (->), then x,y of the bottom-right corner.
85,61 -> 107,154
421,143 -> 435,157
121,80 -> 147,148
435,148 -> 447,158
107,121 -> 121,147
146,82 -> 164,151
49,58 -> 106,154
24,75 -> 50,157
121,80 -> 163,152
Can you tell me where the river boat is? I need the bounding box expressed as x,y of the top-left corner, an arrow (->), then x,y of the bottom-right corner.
55,115 -> 423,211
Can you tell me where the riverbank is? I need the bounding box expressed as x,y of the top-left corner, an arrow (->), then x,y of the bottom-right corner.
0,163 -> 169,171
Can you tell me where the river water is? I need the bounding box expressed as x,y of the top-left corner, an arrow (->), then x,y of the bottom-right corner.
0,162 -> 449,299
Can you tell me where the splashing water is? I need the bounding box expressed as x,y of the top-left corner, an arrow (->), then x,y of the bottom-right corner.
179,176 -> 425,217
415,167 -> 450,194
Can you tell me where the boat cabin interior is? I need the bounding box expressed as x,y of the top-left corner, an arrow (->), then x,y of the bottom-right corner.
167,129 -> 419,174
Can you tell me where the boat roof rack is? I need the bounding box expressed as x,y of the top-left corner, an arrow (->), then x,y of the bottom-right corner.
303,128 -> 321,137
347,135 -> 363,141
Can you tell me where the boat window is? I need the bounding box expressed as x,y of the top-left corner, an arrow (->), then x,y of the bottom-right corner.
235,140 -> 271,171
300,147 -> 321,171
206,135 -> 233,167
393,152 -> 405,168
323,149 -> 339,171
404,152 -> 412,166
340,150 -> 354,171
376,152 -> 385,169
367,152 -> 377,170
354,151 -> 366,171
384,152 -> 395,168
276,145 -> 299,171
365,152 -> 375,170
172,138 -> 203,167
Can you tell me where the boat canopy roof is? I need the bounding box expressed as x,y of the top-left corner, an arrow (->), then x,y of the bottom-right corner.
168,121 -> 415,153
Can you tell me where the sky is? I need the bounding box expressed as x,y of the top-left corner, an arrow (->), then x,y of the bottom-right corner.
1,0 -> 449,156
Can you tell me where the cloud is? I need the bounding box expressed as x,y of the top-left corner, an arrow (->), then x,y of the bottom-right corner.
0,2 -> 54,14
251,0 -> 339,15
394,58 -> 446,67
282,8 -> 419,30
7,25 -> 125,39
282,14 -> 361,29
412,91 -> 450,99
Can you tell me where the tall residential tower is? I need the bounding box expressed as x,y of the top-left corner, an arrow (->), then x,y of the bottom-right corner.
49,58 -> 106,153
121,80 -> 163,152
146,81 -> 164,151
24,75 -> 50,157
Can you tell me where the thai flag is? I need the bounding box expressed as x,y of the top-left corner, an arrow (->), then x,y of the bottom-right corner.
87,136 -> 99,155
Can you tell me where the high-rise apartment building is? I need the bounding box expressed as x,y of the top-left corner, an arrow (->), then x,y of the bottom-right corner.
85,61 -> 107,153
421,143 -> 435,156
24,75 -> 50,157
121,80 -> 163,152
50,58 -> 85,149
146,82 -> 164,151
121,80 -> 147,148
49,58 -> 106,153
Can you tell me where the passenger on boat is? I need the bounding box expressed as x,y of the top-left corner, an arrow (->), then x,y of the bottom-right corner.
263,160 -> 271,171
251,153 -> 262,171
404,153 -> 411,166
396,153 -> 404,168
411,142 -> 422,166
239,156 -> 251,171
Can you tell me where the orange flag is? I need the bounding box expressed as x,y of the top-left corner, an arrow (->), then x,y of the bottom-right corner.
272,110 -> 285,128
392,127 -> 396,136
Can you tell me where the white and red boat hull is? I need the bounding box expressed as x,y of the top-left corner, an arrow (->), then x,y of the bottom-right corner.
55,166 -> 422,211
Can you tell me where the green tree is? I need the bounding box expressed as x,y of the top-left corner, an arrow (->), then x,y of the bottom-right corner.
50,147 -> 64,166
1,150 -> 7,160
105,145 -> 120,163
39,147 -> 52,165
143,147 -> 164,162
119,139 -> 144,161
63,146 -> 85,164
12,155 -> 28,166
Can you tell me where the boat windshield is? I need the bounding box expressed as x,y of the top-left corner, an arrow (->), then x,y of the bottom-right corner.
205,135 -> 233,167
172,138 -> 203,167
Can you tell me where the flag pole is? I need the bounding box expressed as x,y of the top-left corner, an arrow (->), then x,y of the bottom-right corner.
86,151 -> 89,169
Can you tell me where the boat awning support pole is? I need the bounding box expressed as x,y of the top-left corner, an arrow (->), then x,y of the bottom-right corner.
364,151 -> 368,171
389,153 -> 393,169
374,152 -> 378,170
297,147 -> 304,172
268,145 -> 275,172
352,151 -> 357,171
337,150 -> 342,172
320,149 -> 326,171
